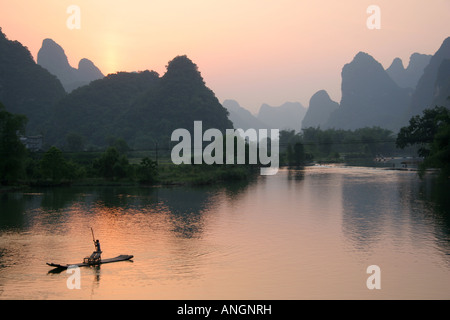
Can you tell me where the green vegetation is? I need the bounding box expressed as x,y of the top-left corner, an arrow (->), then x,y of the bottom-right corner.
0,104 -> 255,189
0,102 -> 28,184
397,106 -> 450,178
45,55 -> 233,150
280,126 -> 396,165
46,71 -> 160,148
138,157 -> 158,184
93,147 -> 130,181
158,164 -> 255,186
39,146 -> 81,183
6,145 -> 254,188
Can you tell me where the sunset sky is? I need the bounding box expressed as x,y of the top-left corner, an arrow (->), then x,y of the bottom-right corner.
0,0 -> 449,113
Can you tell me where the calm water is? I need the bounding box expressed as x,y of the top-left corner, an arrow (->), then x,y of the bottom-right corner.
1,166 -> 450,300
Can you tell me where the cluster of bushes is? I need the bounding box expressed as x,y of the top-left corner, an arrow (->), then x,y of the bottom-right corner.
396,106 -> 450,178
157,163 -> 255,186
23,146 -> 159,186
0,103 -> 258,187
279,126 -> 397,165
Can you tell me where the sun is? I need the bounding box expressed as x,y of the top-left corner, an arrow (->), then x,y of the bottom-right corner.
100,33 -> 123,74
103,49 -> 120,74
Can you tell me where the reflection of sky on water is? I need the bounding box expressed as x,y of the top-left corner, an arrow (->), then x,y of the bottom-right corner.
340,170 -> 450,255
1,168 -> 450,299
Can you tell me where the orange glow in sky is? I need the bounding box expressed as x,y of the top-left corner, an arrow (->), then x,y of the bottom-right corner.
0,0 -> 449,112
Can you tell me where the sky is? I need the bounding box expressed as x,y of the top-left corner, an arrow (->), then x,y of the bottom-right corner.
0,0 -> 449,114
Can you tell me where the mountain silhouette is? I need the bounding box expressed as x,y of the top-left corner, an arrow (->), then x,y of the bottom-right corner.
431,59 -> 450,109
223,99 -> 269,131
45,55 -> 233,149
409,37 -> 450,117
123,55 -> 233,147
0,29 -> 66,134
326,52 -> 411,132
45,71 -> 160,148
37,38 -> 104,92
386,53 -> 431,89
302,90 -> 339,129
2,26 -> 449,144
257,102 -> 306,132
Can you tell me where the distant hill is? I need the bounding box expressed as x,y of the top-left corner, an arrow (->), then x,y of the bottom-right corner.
302,90 -> 339,129
37,38 -> 104,92
45,71 -> 160,148
223,99 -> 269,131
409,37 -> 450,117
0,28 -> 66,134
257,102 -> 306,132
123,55 -> 233,148
431,59 -> 450,109
46,55 -> 233,150
326,52 -> 411,132
386,53 -> 431,89
2,26 -> 449,145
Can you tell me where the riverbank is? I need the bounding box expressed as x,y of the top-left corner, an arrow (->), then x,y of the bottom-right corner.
2,166 -> 449,300
1,163 -> 259,191
0,185 -> 30,194
3,161 -> 442,192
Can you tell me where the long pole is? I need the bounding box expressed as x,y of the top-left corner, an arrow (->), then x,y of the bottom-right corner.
91,227 -> 96,244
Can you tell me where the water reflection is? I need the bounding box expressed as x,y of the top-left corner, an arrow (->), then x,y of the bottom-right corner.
0,181 -> 255,237
418,176 -> 450,254
0,193 -> 28,230
287,166 -> 305,181
340,170 -> 450,253
341,172 -> 392,250
1,168 -> 450,299
157,187 -> 213,238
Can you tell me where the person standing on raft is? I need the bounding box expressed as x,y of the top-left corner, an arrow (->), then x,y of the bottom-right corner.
86,229 -> 102,264
90,239 -> 102,262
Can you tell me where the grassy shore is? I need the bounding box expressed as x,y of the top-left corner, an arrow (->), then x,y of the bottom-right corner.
157,163 -> 257,186
5,163 -> 258,190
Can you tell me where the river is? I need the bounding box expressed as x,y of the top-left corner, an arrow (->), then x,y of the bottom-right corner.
1,165 -> 449,299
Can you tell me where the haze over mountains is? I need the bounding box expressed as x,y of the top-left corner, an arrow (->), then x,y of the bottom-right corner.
301,90 -> 339,129
222,100 -> 268,131
257,102 -> 306,132
386,53 -> 432,90
432,59 -> 450,109
223,100 -> 307,132
0,25 -> 449,151
0,28 -> 232,149
324,51 -> 412,131
37,38 -> 104,92
229,37 -> 450,134
410,37 -> 450,116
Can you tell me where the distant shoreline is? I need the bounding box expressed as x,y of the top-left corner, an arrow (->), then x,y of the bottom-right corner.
0,163 -> 259,192
1,162 -> 442,193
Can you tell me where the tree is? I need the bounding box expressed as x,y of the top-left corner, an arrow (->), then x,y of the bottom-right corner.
279,130 -> 299,149
286,142 -> 306,165
293,142 -> 306,165
420,122 -> 450,178
107,137 -> 130,154
319,130 -> 332,156
397,106 -> 450,178
93,147 -> 130,180
138,157 -> 158,184
0,102 -> 28,184
286,144 -> 293,165
40,146 -> 68,182
396,106 -> 450,158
